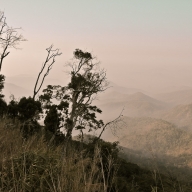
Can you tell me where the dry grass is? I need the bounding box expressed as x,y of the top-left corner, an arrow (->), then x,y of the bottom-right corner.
0,118 -> 117,192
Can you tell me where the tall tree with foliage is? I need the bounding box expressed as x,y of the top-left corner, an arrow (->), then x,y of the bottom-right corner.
40,49 -> 108,140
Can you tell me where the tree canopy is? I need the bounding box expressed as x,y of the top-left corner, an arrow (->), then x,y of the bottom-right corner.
40,49 -> 108,140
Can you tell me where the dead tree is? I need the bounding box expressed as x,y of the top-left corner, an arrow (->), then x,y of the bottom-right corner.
0,11 -> 26,71
33,45 -> 62,100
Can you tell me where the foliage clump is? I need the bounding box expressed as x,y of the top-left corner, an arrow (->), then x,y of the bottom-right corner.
40,49 -> 108,140
0,74 -> 7,117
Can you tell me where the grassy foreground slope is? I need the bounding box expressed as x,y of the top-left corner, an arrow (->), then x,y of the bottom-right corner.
0,118 -> 192,191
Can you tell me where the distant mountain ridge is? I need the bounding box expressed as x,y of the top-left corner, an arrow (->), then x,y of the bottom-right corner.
6,74 -> 63,90
103,116 -> 192,168
96,91 -> 168,119
3,82 -> 31,101
162,103 -> 192,131
3,74 -> 63,100
156,89 -> 192,105
107,81 -> 144,94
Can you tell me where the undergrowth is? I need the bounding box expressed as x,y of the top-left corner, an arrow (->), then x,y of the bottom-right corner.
0,118 -> 192,192
0,118 -> 118,192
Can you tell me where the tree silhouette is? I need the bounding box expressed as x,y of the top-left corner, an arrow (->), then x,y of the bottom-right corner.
17,97 -> 42,121
44,104 -> 62,134
40,49 -> 108,140
0,74 -> 5,98
0,74 -> 7,116
33,45 -> 62,100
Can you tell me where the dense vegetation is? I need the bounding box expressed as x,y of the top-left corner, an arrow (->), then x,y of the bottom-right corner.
1,118 -> 192,192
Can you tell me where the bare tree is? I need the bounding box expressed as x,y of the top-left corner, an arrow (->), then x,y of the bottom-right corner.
33,45 -> 62,100
0,11 -> 26,71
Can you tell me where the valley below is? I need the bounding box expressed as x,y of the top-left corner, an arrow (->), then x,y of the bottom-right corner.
96,82 -> 192,182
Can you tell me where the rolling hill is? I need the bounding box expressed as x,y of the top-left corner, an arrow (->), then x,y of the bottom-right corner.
95,92 -> 169,120
161,103 -> 192,131
156,89 -> 192,105
102,116 -> 192,168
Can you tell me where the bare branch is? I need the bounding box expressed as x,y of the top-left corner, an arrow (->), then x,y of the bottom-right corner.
33,45 -> 62,100
97,108 -> 124,140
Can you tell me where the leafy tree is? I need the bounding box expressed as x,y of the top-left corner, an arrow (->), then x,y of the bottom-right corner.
7,98 -> 18,119
7,96 -> 42,138
8,97 -> 42,121
0,74 -> 5,98
17,97 -> 42,138
40,49 -> 108,140
44,104 -> 62,134
17,97 -> 42,121
0,99 -> 7,117
0,74 -> 7,116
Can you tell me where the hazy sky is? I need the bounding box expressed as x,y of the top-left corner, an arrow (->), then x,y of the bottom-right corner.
1,0 -> 192,91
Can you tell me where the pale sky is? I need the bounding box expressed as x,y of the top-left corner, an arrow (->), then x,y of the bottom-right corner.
1,0 -> 192,91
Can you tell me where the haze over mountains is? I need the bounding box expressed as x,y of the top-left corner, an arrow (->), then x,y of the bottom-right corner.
96,91 -> 169,120
3,74 -> 192,174
94,79 -> 192,173
3,74 -> 63,101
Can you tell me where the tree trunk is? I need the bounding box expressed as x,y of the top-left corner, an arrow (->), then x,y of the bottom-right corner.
66,91 -> 79,140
